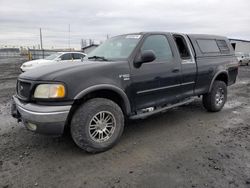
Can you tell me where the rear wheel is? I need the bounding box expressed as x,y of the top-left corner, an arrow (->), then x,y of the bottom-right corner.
203,81 -> 227,112
71,98 -> 124,153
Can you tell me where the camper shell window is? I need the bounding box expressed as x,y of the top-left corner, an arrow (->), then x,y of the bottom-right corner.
216,40 -> 230,54
197,39 -> 220,53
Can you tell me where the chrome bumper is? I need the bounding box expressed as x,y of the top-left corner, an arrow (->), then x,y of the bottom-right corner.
11,96 -> 71,135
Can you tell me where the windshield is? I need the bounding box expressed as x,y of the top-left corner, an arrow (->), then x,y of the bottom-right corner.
45,52 -> 62,60
88,34 -> 141,60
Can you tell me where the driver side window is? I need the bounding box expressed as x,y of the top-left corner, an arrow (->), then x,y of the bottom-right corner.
141,35 -> 173,61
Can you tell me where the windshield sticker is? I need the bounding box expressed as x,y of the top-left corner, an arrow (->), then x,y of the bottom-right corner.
125,35 -> 141,39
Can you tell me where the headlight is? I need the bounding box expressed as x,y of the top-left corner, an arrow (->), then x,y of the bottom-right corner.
34,84 -> 66,99
22,64 -> 32,68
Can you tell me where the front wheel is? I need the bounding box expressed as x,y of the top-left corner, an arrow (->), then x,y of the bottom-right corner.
71,98 -> 124,153
203,81 -> 227,112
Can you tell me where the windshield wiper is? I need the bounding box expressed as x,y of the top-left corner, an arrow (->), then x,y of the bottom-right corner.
88,56 -> 109,61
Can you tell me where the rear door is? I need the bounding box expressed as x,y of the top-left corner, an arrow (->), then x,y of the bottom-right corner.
72,53 -> 85,62
173,34 -> 196,98
130,34 -> 182,110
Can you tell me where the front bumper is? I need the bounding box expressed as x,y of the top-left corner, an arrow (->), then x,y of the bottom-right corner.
11,96 -> 71,135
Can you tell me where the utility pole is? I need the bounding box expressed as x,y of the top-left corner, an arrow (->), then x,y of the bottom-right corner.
68,24 -> 70,50
39,28 -> 43,50
39,28 -> 44,58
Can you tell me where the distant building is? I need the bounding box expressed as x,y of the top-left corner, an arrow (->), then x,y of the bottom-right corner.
0,48 -> 20,57
28,49 -> 59,60
229,38 -> 250,53
81,44 -> 98,54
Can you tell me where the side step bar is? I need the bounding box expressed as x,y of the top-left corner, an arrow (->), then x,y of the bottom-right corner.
129,98 -> 194,120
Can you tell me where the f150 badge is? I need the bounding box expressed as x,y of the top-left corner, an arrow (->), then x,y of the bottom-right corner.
119,74 -> 130,81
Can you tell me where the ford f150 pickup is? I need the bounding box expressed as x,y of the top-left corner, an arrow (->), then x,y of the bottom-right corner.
11,32 -> 238,153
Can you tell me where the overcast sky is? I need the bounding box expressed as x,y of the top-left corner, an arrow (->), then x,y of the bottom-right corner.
0,0 -> 250,49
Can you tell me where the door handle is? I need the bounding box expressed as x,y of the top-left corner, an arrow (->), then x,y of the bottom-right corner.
172,68 -> 180,73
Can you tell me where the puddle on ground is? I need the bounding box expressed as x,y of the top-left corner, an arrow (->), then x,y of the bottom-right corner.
224,100 -> 243,109
237,80 -> 248,85
232,110 -> 240,114
222,116 -> 245,129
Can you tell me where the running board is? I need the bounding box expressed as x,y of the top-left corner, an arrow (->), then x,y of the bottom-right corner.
129,98 -> 194,120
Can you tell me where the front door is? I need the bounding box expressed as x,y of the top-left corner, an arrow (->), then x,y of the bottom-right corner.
60,53 -> 73,62
130,34 -> 182,110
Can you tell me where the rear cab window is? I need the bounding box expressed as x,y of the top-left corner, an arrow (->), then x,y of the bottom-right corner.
173,35 -> 191,60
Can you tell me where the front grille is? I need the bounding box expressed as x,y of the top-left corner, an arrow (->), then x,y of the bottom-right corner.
17,80 -> 32,100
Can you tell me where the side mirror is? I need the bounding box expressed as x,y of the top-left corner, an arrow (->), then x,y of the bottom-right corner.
134,50 -> 156,68
56,57 -> 62,61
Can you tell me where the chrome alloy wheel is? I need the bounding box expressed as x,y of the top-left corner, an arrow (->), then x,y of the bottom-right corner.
215,88 -> 225,106
89,111 -> 116,143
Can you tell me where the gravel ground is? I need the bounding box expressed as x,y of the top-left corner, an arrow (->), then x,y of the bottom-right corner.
0,58 -> 249,188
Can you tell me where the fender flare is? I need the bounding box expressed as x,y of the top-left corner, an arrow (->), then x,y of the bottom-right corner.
208,71 -> 229,92
74,84 -> 131,115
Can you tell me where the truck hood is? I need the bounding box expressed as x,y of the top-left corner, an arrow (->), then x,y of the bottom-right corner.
19,61 -> 114,81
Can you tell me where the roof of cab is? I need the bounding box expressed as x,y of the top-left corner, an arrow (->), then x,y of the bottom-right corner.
187,34 -> 228,40
57,51 -> 85,54
117,32 -> 228,39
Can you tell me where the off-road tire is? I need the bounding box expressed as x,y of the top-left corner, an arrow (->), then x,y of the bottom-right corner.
71,98 -> 124,153
202,81 -> 227,112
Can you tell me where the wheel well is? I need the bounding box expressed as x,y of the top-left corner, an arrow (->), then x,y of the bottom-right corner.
73,89 -> 127,116
214,73 -> 228,85
64,89 -> 128,133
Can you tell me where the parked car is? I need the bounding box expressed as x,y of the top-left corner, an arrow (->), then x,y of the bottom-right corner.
20,52 -> 86,72
235,52 -> 250,66
11,32 -> 238,153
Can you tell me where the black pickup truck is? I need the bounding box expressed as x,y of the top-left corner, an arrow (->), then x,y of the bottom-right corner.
11,32 -> 238,153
